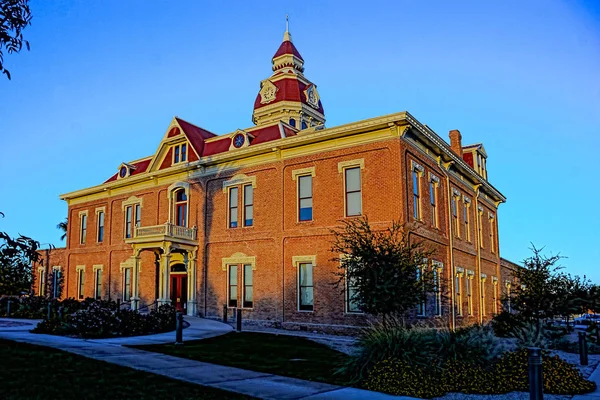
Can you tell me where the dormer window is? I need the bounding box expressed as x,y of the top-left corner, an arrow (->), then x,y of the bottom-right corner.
117,163 -> 135,179
173,143 -> 187,164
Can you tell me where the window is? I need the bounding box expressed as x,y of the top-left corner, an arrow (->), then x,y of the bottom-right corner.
52,268 -> 61,298
38,269 -> 45,296
433,262 -> 443,316
493,279 -> 499,314
298,175 -> 313,221
416,265 -> 426,316
135,204 -> 141,228
77,268 -> 85,300
123,197 -> 142,238
489,214 -> 496,253
344,167 -> 362,216
123,268 -> 131,301
94,268 -> 102,300
174,189 -> 187,227
412,170 -> 421,220
451,194 -> 460,237
455,272 -> 463,316
298,262 -> 314,311
478,208 -> 484,248
173,143 -> 187,164
80,214 -> 87,244
463,199 -> 471,242
125,206 -> 133,238
243,185 -> 253,227
466,274 -> 473,316
243,264 -> 253,308
97,211 -> 105,242
228,265 -> 238,307
289,118 -> 296,127
346,265 -> 361,313
228,187 -> 238,228
430,179 -> 438,228
506,282 -> 512,312
301,120 -> 308,130
481,276 -> 486,316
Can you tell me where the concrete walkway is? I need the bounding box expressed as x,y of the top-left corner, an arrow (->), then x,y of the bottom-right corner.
0,317 -> 411,400
573,363 -> 600,400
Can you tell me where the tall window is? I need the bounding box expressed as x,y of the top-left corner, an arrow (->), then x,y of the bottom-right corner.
455,272 -> 463,316
346,265 -> 361,313
228,265 -> 238,307
80,214 -> 87,244
298,262 -> 314,311
493,279 -> 499,314
489,214 -> 495,253
463,199 -> 470,241
506,282 -> 512,312
173,143 -> 187,164
481,277 -> 486,316
466,274 -> 473,316
344,167 -> 361,217
433,262 -> 443,316
77,269 -> 85,300
416,265 -> 426,316
451,194 -> 460,237
94,268 -> 102,300
123,268 -> 131,301
38,269 -> 45,296
430,180 -> 438,228
97,211 -> 105,242
125,206 -> 133,238
52,268 -> 61,298
478,208 -> 484,248
174,190 -> 187,227
135,204 -> 141,228
298,175 -> 313,221
228,187 -> 238,228
243,185 -> 253,227
243,264 -> 253,308
412,169 -> 421,220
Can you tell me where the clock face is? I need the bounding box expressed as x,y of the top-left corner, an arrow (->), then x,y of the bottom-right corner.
119,166 -> 128,178
233,134 -> 245,148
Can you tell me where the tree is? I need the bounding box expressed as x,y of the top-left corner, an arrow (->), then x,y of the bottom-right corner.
331,217 -> 435,321
0,212 -> 42,295
57,217 -> 67,241
1,0 -> 32,80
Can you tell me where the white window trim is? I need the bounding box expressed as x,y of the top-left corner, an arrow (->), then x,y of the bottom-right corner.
78,210 -> 88,244
93,265 -> 103,299
76,265 -> 85,299
221,252 -> 256,271
171,141 -> 189,165
52,266 -> 62,298
337,158 -> 365,173
37,267 -> 46,296
294,256 -> 316,313
339,161 -> 364,218
227,186 -> 239,229
291,166 -> 316,180
432,261 -> 444,316
95,206 -> 106,243
222,174 -> 256,192
241,263 -> 254,309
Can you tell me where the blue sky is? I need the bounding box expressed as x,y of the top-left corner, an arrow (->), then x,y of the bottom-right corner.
1,1 -> 599,281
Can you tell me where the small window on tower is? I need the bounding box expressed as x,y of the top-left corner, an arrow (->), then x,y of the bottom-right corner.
301,120 -> 308,130
289,118 -> 296,128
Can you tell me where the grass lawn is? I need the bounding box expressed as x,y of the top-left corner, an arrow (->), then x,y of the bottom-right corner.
132,332 -> 351,385
0,339 -> 253,400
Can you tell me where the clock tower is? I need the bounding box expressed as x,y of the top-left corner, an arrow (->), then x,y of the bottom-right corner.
252,22 -> 325,129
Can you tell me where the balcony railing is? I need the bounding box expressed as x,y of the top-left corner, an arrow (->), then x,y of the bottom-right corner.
134,223 -> 197,241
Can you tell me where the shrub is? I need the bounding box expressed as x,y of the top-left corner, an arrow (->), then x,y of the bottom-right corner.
363,359 -> 445,399
435,324 -> 506,366
511,322 -> 549,349
491,311 -> 525,337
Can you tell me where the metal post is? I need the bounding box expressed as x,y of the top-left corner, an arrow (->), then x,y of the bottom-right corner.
175,311 -> 183,345
223,304 -> 228,323
117,298 -> 121,309
579,332 -> 589,366
47,303 -> 52,320
7,299 -> 11,317
528,347 -> 543,400
236,308 -> 242,332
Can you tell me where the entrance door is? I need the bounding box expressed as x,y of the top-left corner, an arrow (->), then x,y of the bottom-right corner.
170,274 -> 188,312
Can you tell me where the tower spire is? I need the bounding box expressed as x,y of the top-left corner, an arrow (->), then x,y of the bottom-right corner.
283,14 -> 292,42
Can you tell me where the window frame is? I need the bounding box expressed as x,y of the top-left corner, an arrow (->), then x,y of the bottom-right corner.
77,267 -> 85,300
123,267 -> 132,301
52,266 -> 61,299
94,266 -> 103,300
433,261 -> 443,316
492,278 -> 499,314
172,143 -> 188,164
297,174 -> 313,222
228,187 -> 239,229
298,262 -> 314,312
463,198 -> 471,242
429,178 -> 439,228
227,264 -> 238,308
174,189 -> 187,227
478,207 -> 484,248
344,166 -> 362,217
451,193 -> 460,238
97,210 -> 105,243
416,264 -> 426,316
466,273 -> 474,316
345,264 -> 362,314
243,184 -> 253,227
481,275 -> 486,317
489,213 -> 496,253
455,270 -> 463,317
38,268 -> 46,296
242,264 -> 253,308
79,212 -> 87,244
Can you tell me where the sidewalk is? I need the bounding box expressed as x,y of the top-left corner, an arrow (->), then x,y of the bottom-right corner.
0,317 -> 411,400
573,363 -> 600,400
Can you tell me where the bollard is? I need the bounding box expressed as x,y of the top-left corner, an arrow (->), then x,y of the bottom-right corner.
117,298 -> 121,309
579,332 -> 589,366
7,299 -> 11,318
223,304 -> 228,323
528,347 -> 543,400
236,308 -> 242,332
47,303 -> 52,320
175,311 -> 183,345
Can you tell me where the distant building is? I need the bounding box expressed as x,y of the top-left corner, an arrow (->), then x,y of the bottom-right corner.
35,26 -> 509,331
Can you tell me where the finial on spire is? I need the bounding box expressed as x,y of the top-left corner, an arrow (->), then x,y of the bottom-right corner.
283,14 -> 292,42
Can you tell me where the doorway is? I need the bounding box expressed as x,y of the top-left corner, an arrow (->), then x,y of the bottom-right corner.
170,263 -> 188,312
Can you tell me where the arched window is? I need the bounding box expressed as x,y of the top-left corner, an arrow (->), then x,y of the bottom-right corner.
301,120 -> 308,130
289,118 -> 296,128
174,189 -> 188,227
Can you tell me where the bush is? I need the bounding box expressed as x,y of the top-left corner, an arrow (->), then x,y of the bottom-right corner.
436,324 -> 506,366
511,322 -> 549,349
491,311 -> 525,337
31,300 -> 177,338
365,348 -> 596,398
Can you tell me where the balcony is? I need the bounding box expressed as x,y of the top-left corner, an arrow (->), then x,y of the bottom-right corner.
126,222 -> 198,245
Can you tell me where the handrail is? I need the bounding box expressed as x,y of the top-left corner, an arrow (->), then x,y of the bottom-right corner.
134,223 -> 197,240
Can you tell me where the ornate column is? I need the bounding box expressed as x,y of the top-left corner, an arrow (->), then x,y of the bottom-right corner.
159,247 -> 172,305
187,250 -> 197,316
131,250 -> 141,310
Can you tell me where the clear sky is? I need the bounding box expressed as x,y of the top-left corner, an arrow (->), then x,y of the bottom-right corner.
1,1 -> 599,281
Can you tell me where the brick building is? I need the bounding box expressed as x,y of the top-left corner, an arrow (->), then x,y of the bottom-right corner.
35,26 -> 511,331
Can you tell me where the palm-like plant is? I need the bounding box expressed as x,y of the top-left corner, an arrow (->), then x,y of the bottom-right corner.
57,218 -> 68,241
